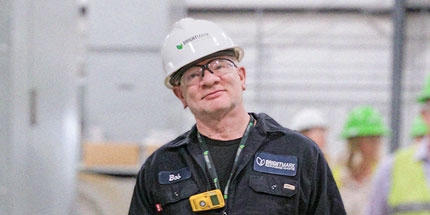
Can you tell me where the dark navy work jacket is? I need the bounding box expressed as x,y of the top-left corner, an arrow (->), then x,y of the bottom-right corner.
129,113 -> 346,215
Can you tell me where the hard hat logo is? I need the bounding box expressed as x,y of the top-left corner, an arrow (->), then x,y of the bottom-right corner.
175,33 -> 211,50
182,33 -> 210,46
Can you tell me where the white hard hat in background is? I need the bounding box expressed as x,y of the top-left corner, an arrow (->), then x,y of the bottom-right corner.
161,17 -> 244,89
290,108 -> 328,132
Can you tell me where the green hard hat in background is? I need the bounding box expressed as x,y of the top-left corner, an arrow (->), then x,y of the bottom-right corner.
410,115 -> 428,138
417,74 -> 430,103
341,106 -> 389,139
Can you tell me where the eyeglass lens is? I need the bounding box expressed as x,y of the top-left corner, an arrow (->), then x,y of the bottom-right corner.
180,58 -> 236,86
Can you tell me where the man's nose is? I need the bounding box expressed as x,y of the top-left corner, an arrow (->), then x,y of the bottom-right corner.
200,69 -> 220,87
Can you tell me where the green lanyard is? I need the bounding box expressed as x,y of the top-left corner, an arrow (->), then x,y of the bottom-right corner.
197,115 -> 255,200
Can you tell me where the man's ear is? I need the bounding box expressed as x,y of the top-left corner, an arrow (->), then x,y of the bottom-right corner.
238,66 -> 246,91
173,86 -> 188,109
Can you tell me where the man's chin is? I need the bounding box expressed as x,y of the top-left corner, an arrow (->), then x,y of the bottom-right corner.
192,105 -> 231,116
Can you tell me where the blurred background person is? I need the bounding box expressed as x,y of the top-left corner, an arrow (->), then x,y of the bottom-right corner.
290,108 -> 328,153
290,108 -> 344,176
367,123 -> 430,215
336,106 -> 389,215
417,74 -> 430,126
410,115 -> 428,144
367,76 -> 430,215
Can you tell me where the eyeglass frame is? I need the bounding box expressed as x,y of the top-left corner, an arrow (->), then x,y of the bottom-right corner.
176,57 -> 238,87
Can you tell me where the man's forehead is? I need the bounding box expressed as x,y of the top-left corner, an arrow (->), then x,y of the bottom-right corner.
193,55 -> 236,65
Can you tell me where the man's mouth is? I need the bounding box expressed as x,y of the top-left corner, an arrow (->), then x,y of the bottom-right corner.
202,90 -> 224,100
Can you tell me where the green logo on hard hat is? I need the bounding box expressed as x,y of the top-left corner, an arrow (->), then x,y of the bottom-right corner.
176,33 -> 210,50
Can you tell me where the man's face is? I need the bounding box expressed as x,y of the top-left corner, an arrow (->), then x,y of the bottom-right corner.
172,56 -> 246,117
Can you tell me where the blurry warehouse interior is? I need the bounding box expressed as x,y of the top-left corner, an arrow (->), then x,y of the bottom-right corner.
1,0 -> 430,214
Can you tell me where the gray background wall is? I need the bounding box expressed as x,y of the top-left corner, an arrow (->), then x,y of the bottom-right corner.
83,4 -> 430,158
84,0 -> 187,143
0,0 -> 11,213
188,11 -> 430,157
1,0 -> 81,214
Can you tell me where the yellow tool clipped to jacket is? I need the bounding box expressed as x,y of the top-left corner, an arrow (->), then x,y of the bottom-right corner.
189,189 -> 225,212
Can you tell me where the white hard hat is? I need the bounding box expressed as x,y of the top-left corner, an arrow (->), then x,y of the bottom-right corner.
290,108 -> 327,132
161,17 -> 244,89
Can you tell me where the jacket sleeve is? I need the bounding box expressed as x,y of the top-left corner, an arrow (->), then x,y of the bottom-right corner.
307,150 -> 346,215
129,163 -> 156,215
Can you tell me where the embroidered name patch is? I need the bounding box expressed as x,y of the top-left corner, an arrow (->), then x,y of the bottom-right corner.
158,167 -> 191,184
253,152 -> 297,176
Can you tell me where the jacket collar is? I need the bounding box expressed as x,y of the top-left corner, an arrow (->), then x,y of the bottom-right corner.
251,112 -> 287,135
166,112 -> 287,149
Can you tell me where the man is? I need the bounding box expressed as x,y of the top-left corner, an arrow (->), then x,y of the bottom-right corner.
367,76 -> 430,215
129,17 -> 345,215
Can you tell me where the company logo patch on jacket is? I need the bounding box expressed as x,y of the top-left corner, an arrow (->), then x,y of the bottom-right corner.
158,167 -> 192,184
253,152 -> 297,176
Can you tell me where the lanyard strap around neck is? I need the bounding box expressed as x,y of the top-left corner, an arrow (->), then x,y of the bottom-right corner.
197,114 -> 255,200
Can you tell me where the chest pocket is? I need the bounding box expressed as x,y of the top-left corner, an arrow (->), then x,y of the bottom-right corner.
246,175 -> 298,214
157,179 -> 199,214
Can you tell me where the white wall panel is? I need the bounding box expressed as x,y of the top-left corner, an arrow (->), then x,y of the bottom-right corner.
0,51 -> 8,213
88,0 -> 169,47
0,0 -> 10,213
6,0 -> 81,214
186,0 -> 394,9
84,1 -> 189,143
86,53 -> 184,142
